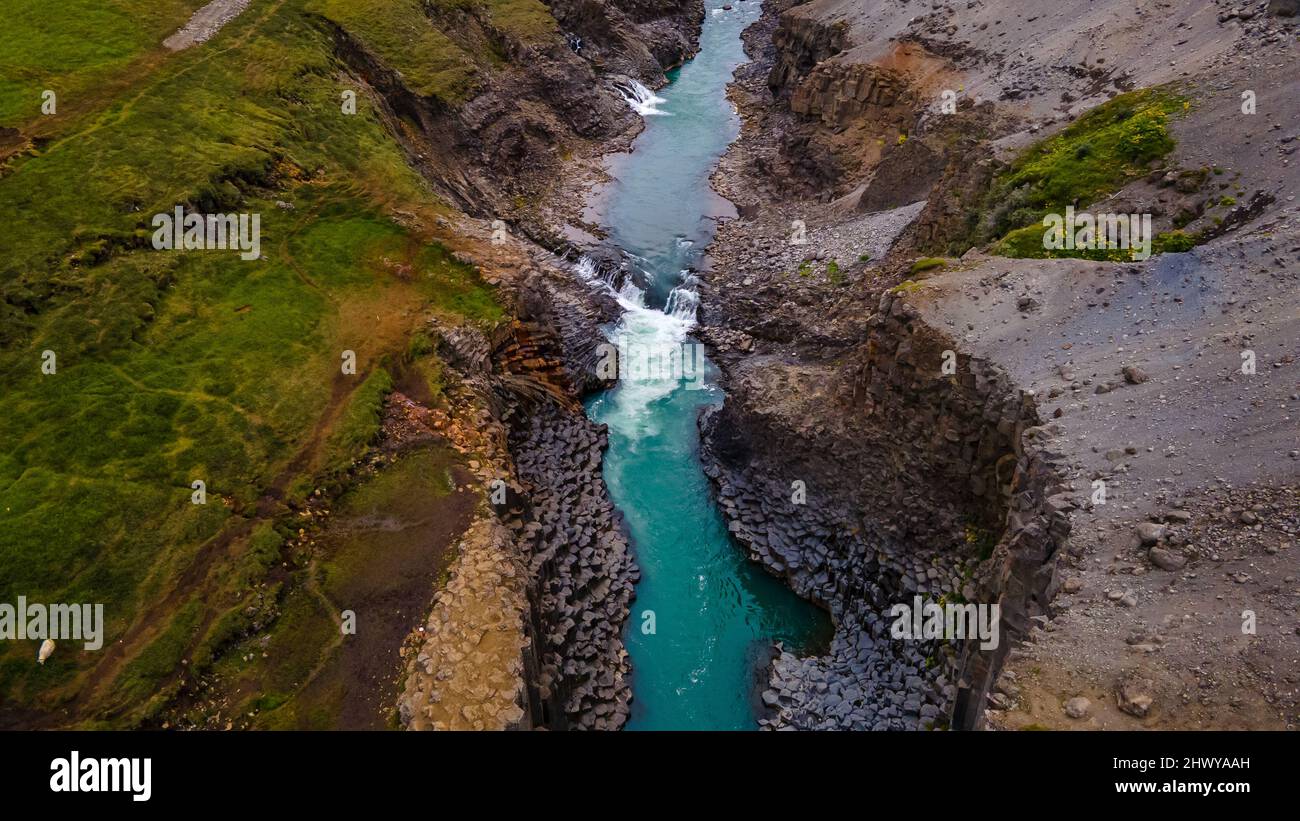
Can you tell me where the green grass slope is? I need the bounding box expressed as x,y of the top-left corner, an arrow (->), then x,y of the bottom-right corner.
0,0 -> 506,725
0,0 -> 207,127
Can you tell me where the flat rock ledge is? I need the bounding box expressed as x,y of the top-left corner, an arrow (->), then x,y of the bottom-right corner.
398,519 -> 530,731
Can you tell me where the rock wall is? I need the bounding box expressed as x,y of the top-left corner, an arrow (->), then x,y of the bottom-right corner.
890,133 -> 998,257
699,291 -> 1070,729
789,62 -> 914,128
327,20 -> 628,216
546,0 -> 706,75
767,10 -> 846,97
492,273 -> 637,730
505,405 -> 636,729
760,5 -> 937,202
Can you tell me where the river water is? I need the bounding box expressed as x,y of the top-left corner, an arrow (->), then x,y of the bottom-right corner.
581,0 -> 831,731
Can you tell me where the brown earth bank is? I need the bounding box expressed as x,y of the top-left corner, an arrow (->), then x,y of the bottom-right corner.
691,0 -> 1300,729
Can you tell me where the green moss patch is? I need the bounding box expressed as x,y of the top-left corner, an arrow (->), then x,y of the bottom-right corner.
984,87 -> 1190,259
910,257 -> 948,274
479,0 -> 559,44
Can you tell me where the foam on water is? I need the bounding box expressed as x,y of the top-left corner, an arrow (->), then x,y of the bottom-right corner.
576,0 -> 830,730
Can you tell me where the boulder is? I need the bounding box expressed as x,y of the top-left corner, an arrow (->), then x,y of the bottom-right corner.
1117,676 -> 1155,718
1064,696 -> 1091,719
1122,364 -> 1150,385
1149,546 -> 1187,571
1135,522 -> 1166,545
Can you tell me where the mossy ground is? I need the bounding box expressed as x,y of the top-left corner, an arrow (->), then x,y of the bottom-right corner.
910,257 -> 948,275
0,0 -> 504,725
182,446 -> 477,730
977,87 -> 1194,261
307,0 -> 481,104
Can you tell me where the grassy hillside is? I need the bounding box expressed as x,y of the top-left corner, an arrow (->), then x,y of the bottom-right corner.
307,0 -> 482,103
0,0 -> 507,725
304,0 -> 560,104
0,0 -> 207,126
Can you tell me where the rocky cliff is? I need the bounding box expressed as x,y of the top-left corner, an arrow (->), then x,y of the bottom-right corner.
767,8 -> 844,96
390,190 -> 651,728
697,289 -> 1069,729
547,0 -> 706,74
320,0 -> 702,223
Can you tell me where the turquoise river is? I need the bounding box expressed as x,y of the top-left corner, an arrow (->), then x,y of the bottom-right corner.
582,0 -> 831,731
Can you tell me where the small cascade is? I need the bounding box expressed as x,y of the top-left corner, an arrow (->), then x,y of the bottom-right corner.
571,253 -> 650,310
573,254 -> 600,282
664,274 -> 700,321
613,79 -> 670,116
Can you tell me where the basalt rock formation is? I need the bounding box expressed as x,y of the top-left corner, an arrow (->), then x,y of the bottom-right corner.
767,9 -> 845,97
396,235 -> 638,730
699,291 -> 1069,729
788,62 -> 911,128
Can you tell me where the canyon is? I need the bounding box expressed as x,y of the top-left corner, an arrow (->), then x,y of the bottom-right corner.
396,0 -> 1299,731
698,0 -> 1300,730
1,0 -> 1296,733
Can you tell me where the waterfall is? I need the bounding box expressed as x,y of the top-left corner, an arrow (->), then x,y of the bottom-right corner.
571,252 -> 702,324
571,253 -> 649,310
665,274 -> 700,322
613,79 -> 670,117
